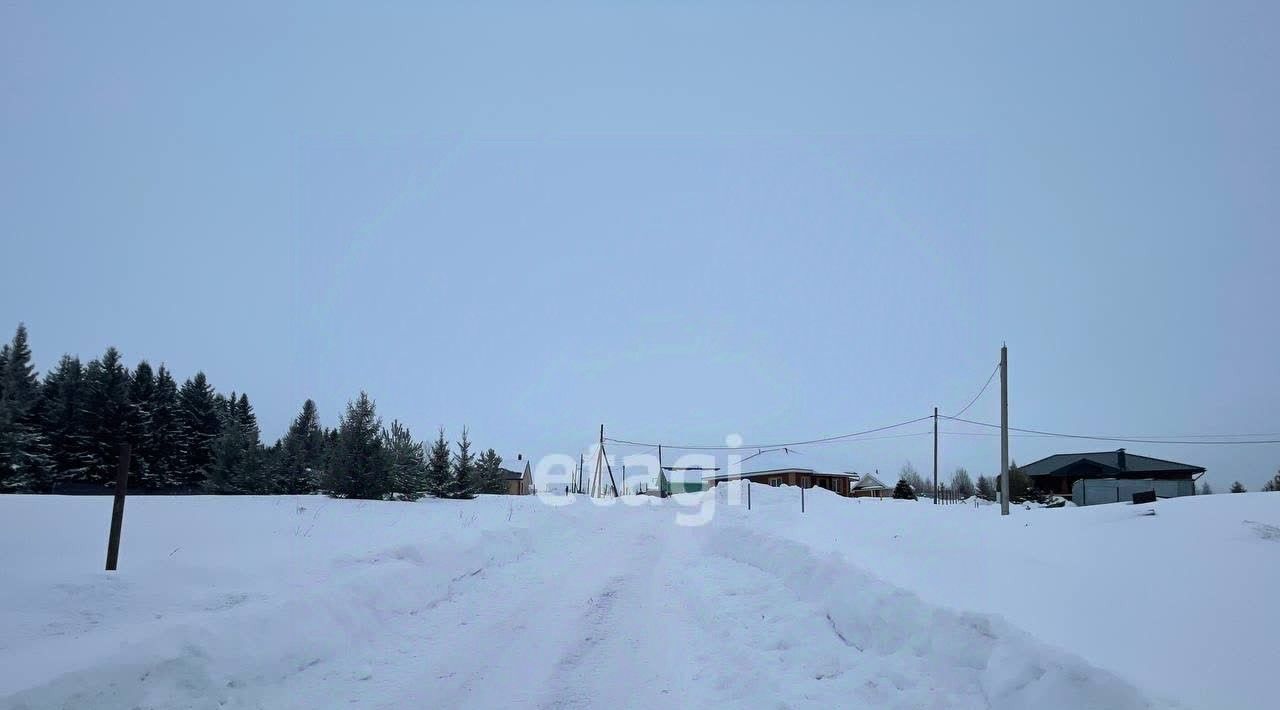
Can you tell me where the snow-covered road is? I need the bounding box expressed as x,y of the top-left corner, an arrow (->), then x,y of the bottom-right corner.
0,490 -> 1190,709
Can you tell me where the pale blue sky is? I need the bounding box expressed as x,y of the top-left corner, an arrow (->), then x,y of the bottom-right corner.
3,2 -> 1277,490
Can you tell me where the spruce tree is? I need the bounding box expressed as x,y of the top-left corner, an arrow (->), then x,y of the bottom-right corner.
0,324 -> 49,491
1230,481 -> 1247,493
214,391 -> 233,429
382,420 -> 426,500
178,372 -> 221,490
425,428 -> 451,498
230,393 -> 264,491
995,461 -> 1034,502
208,423 -> 251,493
900,462 -> 926,496
477,448 -> 506,495
39,355 -> 95,490
234,393 -> 260,442
976,474 -> 995,501
126,360 -> 156,489
449,427 -> 477,499
2,325 -> 40,406
199,390 -> 264,494
1198,480 -> 1213,495
893,478 -> 917,500
1261,470 -> 1280,493
82,347 -> 134,487
322,392 -> 390,499
276,399 -> 324,494
145,365 -> 186,491
259,441 -> 282,492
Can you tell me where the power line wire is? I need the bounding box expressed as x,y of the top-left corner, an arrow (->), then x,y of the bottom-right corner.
950,363 -> 999,418
941,429 -> 1280,440
604,415 -> 934,450
939,415 -> 1280,445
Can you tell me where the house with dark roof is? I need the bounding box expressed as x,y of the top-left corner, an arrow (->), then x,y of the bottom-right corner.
1019,448 -> 1204,506
499,455 -> 534,495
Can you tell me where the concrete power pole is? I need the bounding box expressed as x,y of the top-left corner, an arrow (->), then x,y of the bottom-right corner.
657,444 -> 666,499
1000,344 -> 1010,516
933,406 -> 939,505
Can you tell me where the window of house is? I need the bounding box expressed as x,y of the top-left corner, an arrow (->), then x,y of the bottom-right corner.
769,477 -> 782,487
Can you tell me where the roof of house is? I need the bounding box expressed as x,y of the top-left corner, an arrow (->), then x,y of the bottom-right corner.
1018,449 -> 1205,478
852,472 -> 888,490
499,459 -> 530,480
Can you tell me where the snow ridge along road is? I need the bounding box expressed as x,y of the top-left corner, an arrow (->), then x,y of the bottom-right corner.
0,491 -> 1211,709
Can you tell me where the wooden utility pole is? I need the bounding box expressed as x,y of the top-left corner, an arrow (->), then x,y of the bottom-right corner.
1000,344 -> 1010,516
593,429 -> 604,496
105,442 -> 131,571
594,425 -> 619,497
933,406 -> 939,505
603,452 -> 619,498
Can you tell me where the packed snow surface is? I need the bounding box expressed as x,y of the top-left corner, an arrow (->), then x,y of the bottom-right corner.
1,486 -> 1276,709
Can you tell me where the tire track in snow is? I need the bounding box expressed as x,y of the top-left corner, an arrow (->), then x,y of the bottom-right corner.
698,523 -> 1170,710
2,527 -> 539,710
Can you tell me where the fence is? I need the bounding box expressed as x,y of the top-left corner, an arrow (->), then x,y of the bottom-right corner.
1070,478 -> 1195,506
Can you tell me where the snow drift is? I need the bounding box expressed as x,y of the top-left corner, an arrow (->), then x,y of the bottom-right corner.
0,489 -> 1274,708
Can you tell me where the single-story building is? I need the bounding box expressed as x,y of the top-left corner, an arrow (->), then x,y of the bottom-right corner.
499,455 -> 534,495
849,471 -> 890,498
703,467 -> 873,497
1019,448 -> 1204,506
663,477 -> 707,495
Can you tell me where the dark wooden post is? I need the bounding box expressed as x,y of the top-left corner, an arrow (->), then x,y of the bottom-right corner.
801,479 -> 805,513
747,480 -> 751,510
105,442 -> 131,571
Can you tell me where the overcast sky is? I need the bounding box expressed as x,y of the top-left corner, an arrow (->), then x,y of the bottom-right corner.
2,2 -> 1277,491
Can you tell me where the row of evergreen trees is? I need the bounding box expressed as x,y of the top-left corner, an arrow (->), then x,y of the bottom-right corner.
0,324 -> 511,499
896,461 -> 1047,502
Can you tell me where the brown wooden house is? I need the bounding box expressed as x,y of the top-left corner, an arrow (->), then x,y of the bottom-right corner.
499,455 -> 534,495
703,467 -> 882,498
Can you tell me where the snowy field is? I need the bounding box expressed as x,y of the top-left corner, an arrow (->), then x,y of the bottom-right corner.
1,487 -> 1276,709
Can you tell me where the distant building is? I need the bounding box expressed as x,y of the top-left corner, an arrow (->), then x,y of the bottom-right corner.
499,455 -> 534,495
1019,448 -> 1204,506
849,471 -> 890,498
703,467 -> 885,498
664,477 -> 707,494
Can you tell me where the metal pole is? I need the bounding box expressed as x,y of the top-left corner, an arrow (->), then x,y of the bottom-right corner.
105,442 -> 131,571
933,406 -> 939,505
747,480 -> 751,510
1000,344 -> 1010,516
801,479 -> 805,513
